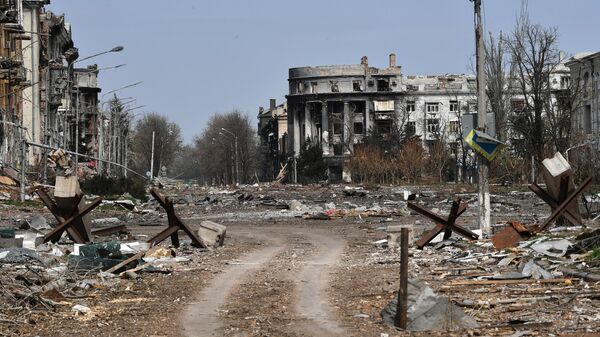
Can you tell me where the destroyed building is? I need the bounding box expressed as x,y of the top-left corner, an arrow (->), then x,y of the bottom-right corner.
257,98 -> 288,180
0,0 -> 28,168
286,54 -> 477,181
40,9 -> 78,152
566,51 -> 600,143
71,65 -> 101,165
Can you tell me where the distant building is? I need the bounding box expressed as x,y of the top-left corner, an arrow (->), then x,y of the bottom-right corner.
285,54 -> 477,182
72,65 -> 101,162
257,98 -> 287,180
566,51 -> 600,141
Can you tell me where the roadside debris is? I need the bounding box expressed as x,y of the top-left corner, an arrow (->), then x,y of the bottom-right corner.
381,278 -> 479,331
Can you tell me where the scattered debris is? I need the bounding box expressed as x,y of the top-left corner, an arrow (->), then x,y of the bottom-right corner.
381,279 -> 479,331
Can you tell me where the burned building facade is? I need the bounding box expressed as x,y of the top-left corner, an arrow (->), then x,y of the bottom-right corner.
40,9 -> 77,152
0,0 -> 28,167
286,54 -> 477,181
71,65 -> 100,163
566,51 -> 600,143
257,98 -> 287,180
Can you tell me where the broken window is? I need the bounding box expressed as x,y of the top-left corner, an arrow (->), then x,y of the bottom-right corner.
377,79 -> 390,92
426,102 -> 439,113
584,105 -> 592,134
511,99 -> 525,112
468,101 -> 478,112
296,82 -> 304,94
330,81 -> 339,93
353,80 -> 363,92
310,82 -> 318,94
426,119 -> 439,133
350,101 -> 365,115
450,142 -> 459,156
353,122 -> 363,135
406,101 -> 416,112
377,122 -> 392,134
448,120 -> 459,133
449,100 -> 459,112
333,120 -> 343,135
560,76 -> 570,89
406,121 -> 416,136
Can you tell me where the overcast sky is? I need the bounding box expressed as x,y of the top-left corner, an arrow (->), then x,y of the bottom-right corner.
47,0 -> 599,143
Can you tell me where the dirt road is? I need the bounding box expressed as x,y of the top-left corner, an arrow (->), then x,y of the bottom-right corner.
181,225 -> 348,337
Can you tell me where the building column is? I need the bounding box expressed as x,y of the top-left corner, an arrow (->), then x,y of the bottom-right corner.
293,104 -> 301,157
343,101 -> 351,154
321,101 -> 330,155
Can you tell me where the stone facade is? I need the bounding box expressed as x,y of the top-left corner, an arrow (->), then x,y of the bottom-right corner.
286,54 -> 477,181
566,51 -> 600,143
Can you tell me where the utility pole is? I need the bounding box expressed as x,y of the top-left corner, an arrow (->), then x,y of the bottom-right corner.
234,135 -> 239,184
150,130 -> 155,182
474,0 -> 491,236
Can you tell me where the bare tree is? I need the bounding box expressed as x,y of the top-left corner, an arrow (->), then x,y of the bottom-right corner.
485,32 -> 514,141
506,18 -> 560,176
195,111 -> 257,184
130,113 -> 183,178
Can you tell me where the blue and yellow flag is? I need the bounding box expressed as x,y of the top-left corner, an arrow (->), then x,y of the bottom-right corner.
465,129 -> 505,161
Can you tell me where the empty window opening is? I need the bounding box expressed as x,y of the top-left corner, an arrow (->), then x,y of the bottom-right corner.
450,100 -> 459,112
353,122 -> 364,135
377,79 -> 390,92
406,121 -> 416,136
584,105 -> 592,134
511,99 -> 525,112
353,80 -> 363,92
330,80 -> 339,93
350,101 -> 366,115
333,120 -> 343,135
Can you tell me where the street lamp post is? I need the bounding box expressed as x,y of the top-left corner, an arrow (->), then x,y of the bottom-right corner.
213,137 -> 235,185
220,127 -> 239,184
98,82 -> 142,175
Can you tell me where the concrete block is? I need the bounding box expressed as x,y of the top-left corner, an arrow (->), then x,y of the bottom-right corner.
197,221 -> 226,248
387,225 -> 413,248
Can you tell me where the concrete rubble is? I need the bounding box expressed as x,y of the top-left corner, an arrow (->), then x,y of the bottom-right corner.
0,181 -> 599,336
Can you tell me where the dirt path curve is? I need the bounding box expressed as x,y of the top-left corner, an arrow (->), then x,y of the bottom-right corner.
181,235 -> 284,337
296,231 -> 347,336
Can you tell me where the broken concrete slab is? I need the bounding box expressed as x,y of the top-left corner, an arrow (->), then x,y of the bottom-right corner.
381,278 -> 479,331
197,220 -> 226,248
530,239 -> 572,257
26,214 -> 51,231
521,260 -> 554,280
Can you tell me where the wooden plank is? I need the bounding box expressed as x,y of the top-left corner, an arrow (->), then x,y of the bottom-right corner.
147,225 -> 179,246
449,278 -> 574,286
106,251 -> 145,274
